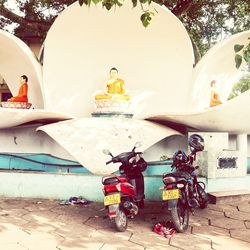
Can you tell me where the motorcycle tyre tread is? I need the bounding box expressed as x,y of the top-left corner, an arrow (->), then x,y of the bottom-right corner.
170,201 -> 189,233
114,208 -> 128,232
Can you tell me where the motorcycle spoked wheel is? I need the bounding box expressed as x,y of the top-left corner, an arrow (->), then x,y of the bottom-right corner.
114,208 -> 128,232
170,199 -> 189,233
197,183 -> 209,209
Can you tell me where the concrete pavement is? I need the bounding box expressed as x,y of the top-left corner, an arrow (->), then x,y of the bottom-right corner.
0,197 -> 250,250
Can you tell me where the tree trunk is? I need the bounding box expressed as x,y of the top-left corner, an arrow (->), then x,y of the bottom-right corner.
190,37 -> 201,66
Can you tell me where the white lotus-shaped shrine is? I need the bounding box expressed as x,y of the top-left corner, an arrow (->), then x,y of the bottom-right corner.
0,2 -> 249,174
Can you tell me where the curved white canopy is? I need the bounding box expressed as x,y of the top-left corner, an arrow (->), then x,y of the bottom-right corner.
37,118 -> 181,175
146,88 -> 250,133
0,108 -> 72,129
189,30 -> 250,111
43,2 -> 194,118
0,30 -> 44,108
144,31 -> 250,134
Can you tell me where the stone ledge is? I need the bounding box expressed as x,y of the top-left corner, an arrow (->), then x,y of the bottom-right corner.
208,190 -> 250,204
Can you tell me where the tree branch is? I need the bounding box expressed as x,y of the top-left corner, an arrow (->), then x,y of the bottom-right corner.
0,4 -> 52,27
165,0 -> 194,16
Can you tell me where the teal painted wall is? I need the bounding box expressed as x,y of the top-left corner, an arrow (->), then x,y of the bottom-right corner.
0,171 -> 167,201
0,153 -> 249,201
0,171 -> 249,201
0,171 -> 104,201
0,153 -> 173,175
0,153 -> 91,174
0,153 -> 249,175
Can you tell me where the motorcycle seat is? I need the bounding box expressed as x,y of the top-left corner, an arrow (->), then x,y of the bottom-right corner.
102,176 -> 119,185
102,176 -> 127,185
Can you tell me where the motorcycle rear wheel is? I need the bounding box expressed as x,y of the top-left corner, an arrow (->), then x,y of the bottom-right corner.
170,199 -> 189,233
114,209 -> 128,232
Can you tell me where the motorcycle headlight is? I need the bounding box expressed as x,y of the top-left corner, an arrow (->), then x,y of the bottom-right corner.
163,176 -> 176,185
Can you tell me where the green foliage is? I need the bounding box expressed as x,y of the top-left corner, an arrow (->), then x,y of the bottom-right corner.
80,0 -> 155,26
228,75 -> 250,100
235,54 -> 243,69
140,11 -> 154,28
0,0 -> 75,42
139,0 -> 149,4
132,0 -> 137,8
79,0 -> 85,6
243,42 -> 250,62
0,0 -> 249,60
234,38 -> 250,69
102,0 -> 114,10
234,44 -> 244,53
178,0 -> 250,58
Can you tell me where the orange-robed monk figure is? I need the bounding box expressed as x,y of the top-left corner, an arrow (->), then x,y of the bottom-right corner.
7,75 -> 28,102
209,80 -> 222,107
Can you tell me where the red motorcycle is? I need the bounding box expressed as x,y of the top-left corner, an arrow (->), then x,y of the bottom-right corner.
102,142 -> 147,232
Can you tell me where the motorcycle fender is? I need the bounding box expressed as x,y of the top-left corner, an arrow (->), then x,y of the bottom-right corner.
108,204 -> 119,218
167,199 -> 178,210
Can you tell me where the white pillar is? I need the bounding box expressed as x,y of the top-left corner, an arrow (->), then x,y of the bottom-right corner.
236,134 -> 247,176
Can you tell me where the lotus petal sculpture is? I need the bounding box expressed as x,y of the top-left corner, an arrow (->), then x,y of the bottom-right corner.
37,118 -> 181,175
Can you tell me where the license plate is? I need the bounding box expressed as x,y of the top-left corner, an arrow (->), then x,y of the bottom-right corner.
162,189 -> 180,200
104,193 -> 121,206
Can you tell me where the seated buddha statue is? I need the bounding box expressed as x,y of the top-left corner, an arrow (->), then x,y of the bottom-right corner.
95,67 -> 130,101
209,80 -> 222,107
7,75 -> 28,102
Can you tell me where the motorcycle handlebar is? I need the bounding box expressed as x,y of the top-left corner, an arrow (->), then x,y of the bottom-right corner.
105,151 -> 142,165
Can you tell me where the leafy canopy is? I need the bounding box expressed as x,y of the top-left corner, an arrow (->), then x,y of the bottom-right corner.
0,0 -> 249,61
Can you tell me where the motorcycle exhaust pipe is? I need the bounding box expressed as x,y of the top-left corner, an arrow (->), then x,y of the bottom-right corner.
123,201 -> 139,215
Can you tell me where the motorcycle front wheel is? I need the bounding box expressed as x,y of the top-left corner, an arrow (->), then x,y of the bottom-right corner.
114,208 -> 128,232
170,199 -> 189,233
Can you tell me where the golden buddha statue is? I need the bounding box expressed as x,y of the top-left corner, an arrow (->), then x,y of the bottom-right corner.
95,67 -> 130,101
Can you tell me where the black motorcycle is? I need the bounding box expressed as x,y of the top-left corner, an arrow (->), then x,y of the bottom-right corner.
161,134 -> 208,232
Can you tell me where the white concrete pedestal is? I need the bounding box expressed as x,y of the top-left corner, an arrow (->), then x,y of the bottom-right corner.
189,132 -> 247,179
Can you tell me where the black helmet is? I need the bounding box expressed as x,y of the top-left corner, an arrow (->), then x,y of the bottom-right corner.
173,150 -> 188,166
188,134 -> 204,152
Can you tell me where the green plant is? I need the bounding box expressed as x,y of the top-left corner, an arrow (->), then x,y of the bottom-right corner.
234,37 -> 250,69
228,74 -> 250,100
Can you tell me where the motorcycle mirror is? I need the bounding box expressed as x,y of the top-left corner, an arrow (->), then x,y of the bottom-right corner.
102,149 -> 111,156
134,141 -> 142,148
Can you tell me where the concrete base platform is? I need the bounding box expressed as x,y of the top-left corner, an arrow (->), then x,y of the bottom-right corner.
208,190 -> 250,204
